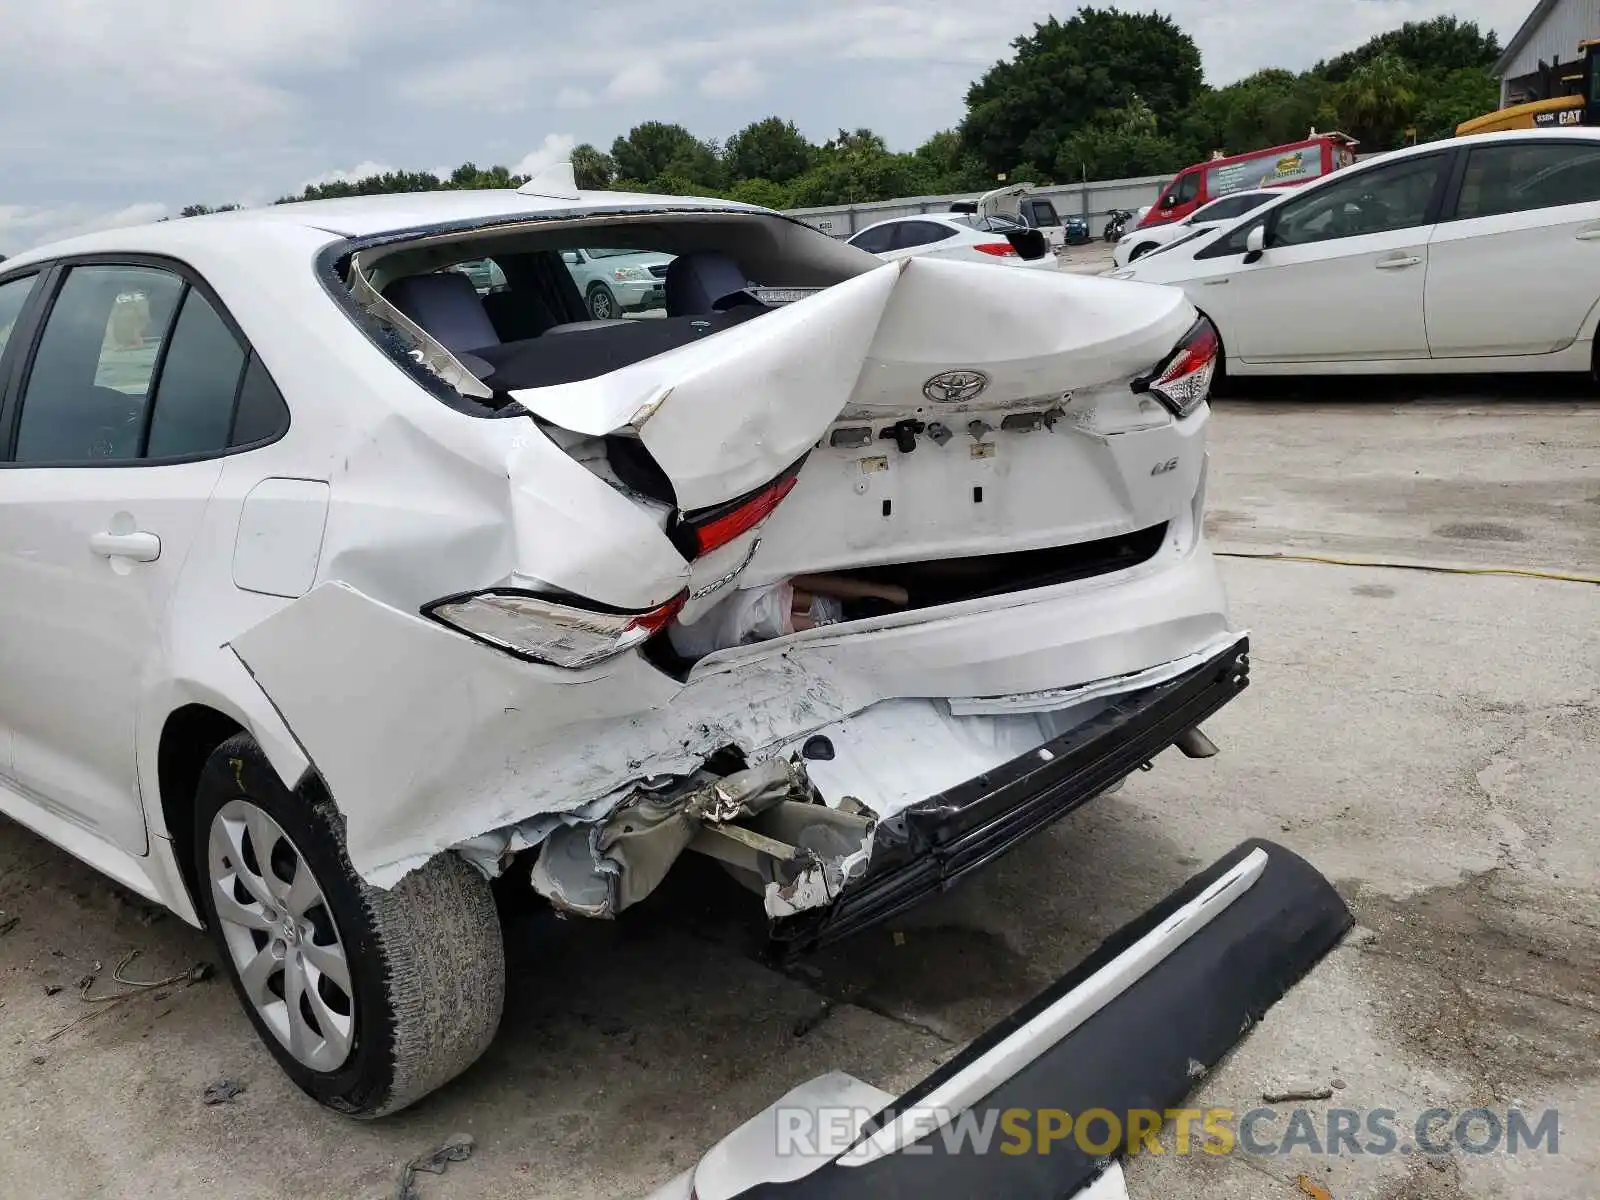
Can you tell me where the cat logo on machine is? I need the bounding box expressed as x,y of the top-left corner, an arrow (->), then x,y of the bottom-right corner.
1151,457 -> 1180,476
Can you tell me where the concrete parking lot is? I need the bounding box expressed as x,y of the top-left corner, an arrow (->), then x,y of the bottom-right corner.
1,386 -> 1596,1199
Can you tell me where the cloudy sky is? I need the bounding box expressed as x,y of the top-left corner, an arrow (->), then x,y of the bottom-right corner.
1,0 -> 1534,253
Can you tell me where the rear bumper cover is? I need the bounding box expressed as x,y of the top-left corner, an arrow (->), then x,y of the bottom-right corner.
722,838 -> 1352,1199
774,634 -> 1251,954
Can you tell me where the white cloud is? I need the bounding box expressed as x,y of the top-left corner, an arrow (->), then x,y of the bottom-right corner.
298,160 -> 398,189
0,202 -> 170,256
606,61 -> 671,101
700,59 -> 765,100
556,86 -> 595,109
513,133 -> 578,177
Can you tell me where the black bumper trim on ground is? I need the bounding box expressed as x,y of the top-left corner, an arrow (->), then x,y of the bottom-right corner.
736,839 -> 1354,1200
773,635 -> 1251,955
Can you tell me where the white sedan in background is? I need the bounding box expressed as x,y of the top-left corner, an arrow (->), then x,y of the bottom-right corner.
1112,188 -> 1280,267
1111,128 -> 1600,377
846,212 -> 1058,268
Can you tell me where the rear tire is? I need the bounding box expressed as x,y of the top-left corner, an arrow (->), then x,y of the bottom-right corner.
194,733 -> 504,1118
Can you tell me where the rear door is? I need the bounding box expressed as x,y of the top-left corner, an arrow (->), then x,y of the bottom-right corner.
1426,138 -> 1600,357
1197,152 -> 1450,364
0,259 -> 265,852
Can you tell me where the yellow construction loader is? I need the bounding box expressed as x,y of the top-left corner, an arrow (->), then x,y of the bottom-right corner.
1458,39 -> 1600,135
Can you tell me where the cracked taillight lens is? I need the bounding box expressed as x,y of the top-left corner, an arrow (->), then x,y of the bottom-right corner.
668,457 -> 807,559
425,590 -> 686,669
1135,316 -> 1218,419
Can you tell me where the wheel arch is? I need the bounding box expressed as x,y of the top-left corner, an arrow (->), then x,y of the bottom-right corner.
149,679 -> 314,921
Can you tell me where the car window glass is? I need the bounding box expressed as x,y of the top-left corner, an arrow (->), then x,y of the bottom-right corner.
852,226 -> 898,253
1027,200 -> 1061,226
1457,142 -> 1600,219
14,265 -> 183,463
0,274 -> 38,362
1194,193 -> 1263,223
1174,173 -> 1201,204
229,353 -> 291,447
145,288 -> 247,458
1272,155 -> 1444,247
889,222 -> 957,250
1194,215 -> 1269,260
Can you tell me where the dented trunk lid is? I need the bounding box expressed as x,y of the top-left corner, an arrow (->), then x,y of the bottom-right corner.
508,258 -> 1203,596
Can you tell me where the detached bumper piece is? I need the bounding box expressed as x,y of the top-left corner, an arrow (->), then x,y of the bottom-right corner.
721,840 -> 1353,1200
773,635 -> 1251,955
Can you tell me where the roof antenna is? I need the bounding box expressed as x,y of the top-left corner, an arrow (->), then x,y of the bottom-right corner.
517,161 -> 580,201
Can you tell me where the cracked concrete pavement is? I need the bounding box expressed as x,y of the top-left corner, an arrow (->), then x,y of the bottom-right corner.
0,385 -> 1596,1198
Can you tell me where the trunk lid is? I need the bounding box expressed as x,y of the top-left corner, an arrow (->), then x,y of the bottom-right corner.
508,258 -> 1202,602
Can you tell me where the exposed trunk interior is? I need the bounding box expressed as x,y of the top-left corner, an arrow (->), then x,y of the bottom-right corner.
809,523 -> 1170,619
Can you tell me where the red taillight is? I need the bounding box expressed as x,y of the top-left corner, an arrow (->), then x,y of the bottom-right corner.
972,242 -> 1018,257
670,458 -> 807,558
1134,317 -> 1219,419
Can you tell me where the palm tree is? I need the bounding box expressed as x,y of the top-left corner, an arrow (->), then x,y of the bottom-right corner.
1338,53 -> 1418,146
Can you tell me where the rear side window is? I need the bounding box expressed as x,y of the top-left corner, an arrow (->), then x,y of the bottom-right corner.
1456,141 -> 1600,219
0,274 -> 38,363
145,287 -> 247,458
848,226 -> 895,253
889,221 -> 957,250
10,262 -> 286,465
1025,200 -> 1061,226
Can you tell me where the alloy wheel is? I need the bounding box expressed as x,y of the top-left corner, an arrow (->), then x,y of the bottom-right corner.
207,799 -> 356,1072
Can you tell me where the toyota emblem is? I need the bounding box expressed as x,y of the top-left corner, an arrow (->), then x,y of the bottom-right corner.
922,369 -> 990,404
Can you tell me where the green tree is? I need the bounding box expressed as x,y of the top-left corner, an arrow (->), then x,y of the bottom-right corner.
1412,66 -> 1500,141
723,118 -> 814,184
177,203 -> 241,217
1336,52 -> 1419,149
1318,16 -> 1499,83
961,7 -> 1203,177
611,122 -> 722,189
1177,70 -> 1339,161
787,130 -> 930,205
725,178 -> 792,209
912,129 -> 993,192
571,143 -> 616,190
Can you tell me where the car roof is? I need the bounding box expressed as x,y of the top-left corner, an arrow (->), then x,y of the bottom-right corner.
1,187 -> 760,270
853,213 -> 966,235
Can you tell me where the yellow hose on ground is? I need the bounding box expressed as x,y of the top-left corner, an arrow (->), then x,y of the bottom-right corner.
1214,551 -> 1600,587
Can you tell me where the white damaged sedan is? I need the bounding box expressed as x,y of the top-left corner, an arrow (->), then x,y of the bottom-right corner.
0,163 -> 1237,1115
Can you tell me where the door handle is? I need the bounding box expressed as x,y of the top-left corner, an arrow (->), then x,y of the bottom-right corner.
1576,229 -> 1600,241
1375,256 -> 1422,269
1201,277 -> 1231,285
90,531 -> 161,562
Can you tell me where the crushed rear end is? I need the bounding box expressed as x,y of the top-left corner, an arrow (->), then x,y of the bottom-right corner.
230,207 -> 1231,941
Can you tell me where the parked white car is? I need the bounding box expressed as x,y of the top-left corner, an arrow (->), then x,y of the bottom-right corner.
1112,188 -> 1280,267
0,165 -> 1236,1117
1112,128 -> 1600,376
847,185 -> 1061,268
